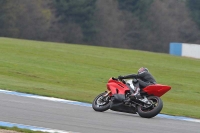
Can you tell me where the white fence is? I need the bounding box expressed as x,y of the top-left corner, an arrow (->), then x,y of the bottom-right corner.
169,43 -> 200,59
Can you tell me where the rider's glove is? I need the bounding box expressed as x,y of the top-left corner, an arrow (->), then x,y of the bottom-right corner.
118,75 -> 124,80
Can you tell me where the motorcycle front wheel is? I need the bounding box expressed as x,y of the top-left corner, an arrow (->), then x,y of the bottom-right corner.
137,96 -> 163,118
92,92 -> 111,112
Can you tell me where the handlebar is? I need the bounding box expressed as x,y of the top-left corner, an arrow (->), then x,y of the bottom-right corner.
112,77 -> 118,80
112,77 -> 126,84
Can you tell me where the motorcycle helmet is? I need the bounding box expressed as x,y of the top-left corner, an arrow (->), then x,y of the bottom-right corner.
138,67 -> 149,74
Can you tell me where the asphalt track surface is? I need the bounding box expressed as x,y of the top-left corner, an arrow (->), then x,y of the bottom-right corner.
0,92 -> 199,133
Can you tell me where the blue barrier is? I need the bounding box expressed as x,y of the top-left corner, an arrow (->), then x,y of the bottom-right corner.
169,43 -> 182,56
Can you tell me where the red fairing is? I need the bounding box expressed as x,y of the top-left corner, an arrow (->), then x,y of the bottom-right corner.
143,84 -> 171,97
106,78 -> 129,95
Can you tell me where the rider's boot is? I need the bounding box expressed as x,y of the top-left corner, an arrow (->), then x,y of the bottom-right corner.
129,87 -> 142,100
124,87 -> 141,105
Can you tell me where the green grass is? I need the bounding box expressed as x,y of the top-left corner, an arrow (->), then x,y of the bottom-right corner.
0,126 -> 45,133
0,37 -> 200,119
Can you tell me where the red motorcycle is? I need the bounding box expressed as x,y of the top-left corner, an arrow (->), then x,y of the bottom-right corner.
92,77 -> 171,118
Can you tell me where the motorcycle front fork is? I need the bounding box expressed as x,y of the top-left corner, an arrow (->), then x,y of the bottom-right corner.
103,91 -> 111,97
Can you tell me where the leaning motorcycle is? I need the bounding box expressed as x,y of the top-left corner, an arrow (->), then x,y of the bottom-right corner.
92,77 -> 171,118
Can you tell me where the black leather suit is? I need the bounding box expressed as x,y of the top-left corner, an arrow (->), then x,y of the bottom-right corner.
120,71 -> 156,90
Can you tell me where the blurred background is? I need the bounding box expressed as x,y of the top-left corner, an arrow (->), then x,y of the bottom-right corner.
1,0 -> 200,53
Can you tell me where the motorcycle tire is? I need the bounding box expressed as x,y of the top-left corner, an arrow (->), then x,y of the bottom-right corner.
92,92 -> 111,112
137,96 -> 163,118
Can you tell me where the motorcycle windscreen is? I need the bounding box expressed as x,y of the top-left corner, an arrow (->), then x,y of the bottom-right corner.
143,84 -> 171,97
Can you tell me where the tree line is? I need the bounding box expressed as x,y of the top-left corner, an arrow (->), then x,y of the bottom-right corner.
1,0 -> 200,53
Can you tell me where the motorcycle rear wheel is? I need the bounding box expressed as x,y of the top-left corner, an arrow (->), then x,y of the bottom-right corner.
92,92 -> 111,112
137,96 -> 163,118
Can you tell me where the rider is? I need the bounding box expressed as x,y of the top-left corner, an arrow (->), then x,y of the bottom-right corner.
118,67 -> 156,100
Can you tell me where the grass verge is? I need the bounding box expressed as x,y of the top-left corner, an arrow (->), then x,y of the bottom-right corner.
0,37 -> 200,118
0,126 -> 44,133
